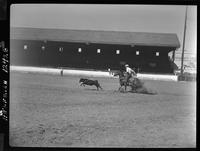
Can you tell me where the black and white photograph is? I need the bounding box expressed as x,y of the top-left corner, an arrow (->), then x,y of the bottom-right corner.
9,4 -> 196,148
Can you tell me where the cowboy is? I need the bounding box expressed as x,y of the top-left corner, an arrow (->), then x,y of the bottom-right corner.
125,64 -> 136,83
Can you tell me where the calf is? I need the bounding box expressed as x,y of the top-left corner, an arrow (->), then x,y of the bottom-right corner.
79,78 -> 103,90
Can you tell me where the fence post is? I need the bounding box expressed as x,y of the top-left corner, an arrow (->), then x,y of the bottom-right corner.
60,69 -> 63,76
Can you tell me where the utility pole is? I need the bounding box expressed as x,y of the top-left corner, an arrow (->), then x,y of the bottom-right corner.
181,6 -> 188,76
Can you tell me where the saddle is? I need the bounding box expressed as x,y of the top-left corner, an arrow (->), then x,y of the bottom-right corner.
123,72 -> 135,82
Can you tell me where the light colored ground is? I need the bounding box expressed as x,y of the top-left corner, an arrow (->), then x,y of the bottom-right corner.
9,72 -> 196,147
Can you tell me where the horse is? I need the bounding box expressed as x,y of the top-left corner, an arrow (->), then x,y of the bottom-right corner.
79,78 -> 103,90
113,71 -> 138,91
113,71 -> 156,94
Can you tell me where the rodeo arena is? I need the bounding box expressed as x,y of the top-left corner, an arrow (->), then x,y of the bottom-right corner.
10,27 -> 196,148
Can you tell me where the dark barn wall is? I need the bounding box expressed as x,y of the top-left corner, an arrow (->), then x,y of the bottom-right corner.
134,46 -> 174,73
10,39 -> 175,73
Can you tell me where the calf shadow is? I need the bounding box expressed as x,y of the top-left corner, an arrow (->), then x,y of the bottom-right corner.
82,88 -> 103,91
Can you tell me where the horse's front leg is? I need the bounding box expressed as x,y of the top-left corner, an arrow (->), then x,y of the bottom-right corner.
124,85 -> 127,91
118,85 -> 122,91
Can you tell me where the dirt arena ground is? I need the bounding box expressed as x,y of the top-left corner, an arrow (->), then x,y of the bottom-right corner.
9,72 -> 196,148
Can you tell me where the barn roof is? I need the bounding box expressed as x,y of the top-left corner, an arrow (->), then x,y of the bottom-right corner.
10,27 -> 180,48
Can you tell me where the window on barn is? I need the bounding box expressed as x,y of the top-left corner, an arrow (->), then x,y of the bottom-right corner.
156,52 -> 159,56
97,49 -> 101,53
116,50 -> 120,54
136,51 -> 139,55
59,47 -> 63,52
24,45 -> 27,50
78,48 -> 82,53
41,46 -> 45,50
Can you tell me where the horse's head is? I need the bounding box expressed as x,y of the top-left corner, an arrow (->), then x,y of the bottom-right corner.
113,70 -> 124,77
113,72 -> 119,77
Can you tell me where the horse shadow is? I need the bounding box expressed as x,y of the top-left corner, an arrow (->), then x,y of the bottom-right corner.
131,88 -> 157,95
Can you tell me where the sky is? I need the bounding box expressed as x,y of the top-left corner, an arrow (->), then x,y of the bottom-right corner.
10,4 -> 197,54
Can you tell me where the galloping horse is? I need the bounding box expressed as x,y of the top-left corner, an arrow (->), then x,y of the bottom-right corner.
113,70 -> 139,91
113,70 -> 156,94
